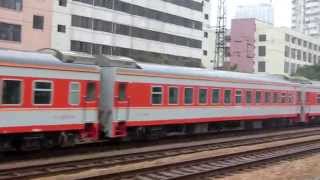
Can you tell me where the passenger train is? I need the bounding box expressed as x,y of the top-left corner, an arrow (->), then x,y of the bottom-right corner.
1,49 -> 320,151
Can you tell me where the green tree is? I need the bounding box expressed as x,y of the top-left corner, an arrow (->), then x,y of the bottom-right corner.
295,65 -> 320,80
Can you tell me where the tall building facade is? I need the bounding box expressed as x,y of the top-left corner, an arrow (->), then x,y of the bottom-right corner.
235,3 -> 274,25
292,0 -> 320,38
0,0 -> 53,50
0,0 -> 211,67
230,18 -> 320,76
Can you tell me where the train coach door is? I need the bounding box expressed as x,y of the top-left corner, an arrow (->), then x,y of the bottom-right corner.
298,90 -> 307,123
116,82 -> 130,121
83,82 -> 98,123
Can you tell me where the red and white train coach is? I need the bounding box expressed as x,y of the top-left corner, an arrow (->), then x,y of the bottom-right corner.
103,63 -> 313,138
2,49 -> 320,150
0,49 -> 100,150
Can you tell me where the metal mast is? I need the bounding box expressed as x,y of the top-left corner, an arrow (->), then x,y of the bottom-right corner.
214,0 -> 226,69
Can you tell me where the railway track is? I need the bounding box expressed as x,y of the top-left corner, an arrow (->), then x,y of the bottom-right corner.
82,140 -> 320,180
1,127 -> 320,179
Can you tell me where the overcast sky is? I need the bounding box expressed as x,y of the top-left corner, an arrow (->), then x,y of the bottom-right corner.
211,0 -> 292,27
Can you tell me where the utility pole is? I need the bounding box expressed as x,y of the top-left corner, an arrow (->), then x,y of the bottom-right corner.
214,0 -> 226,69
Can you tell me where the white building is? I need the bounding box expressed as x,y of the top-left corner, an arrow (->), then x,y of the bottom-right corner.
235,3 -> 274,25
230,19 -> 320,76
292,0 -> 320,38
51,0 -> 211,67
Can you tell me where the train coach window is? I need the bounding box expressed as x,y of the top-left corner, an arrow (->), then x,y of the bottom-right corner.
211,89 -> 220,104
118,83 -> 127,101
235,90 -> 242,104
224,90 -> 232,104
152,87 -> 163,105
273,93 -> 279,103
69,82 -> 80,105
86,82 -> 97,101
256,91 -> 261,103
168,87 -> 178,104
33,81 -> 52,105
184,88 -> 193,104
265,92 -> 271,103
1,80 -> 22,105
317,95 -> 320,104
199,88 -> 208,104
246,91 -> 252,104
281,93 -> 286,103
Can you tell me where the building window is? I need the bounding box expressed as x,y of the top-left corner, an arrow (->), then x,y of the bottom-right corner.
303,52 -> 307,61
204,14 -> 209,20
224,90 -> 232,104
291,48 -> 296,59
308,53 -> 312,62
69,82 -> 80,105
71,40 -> 92,53
0,22 -> 21,42
297,50 -> 301,60
285,34 -> 290,42
199,88 -> 207,104
211,89 -> 220,104
284,46 -> 290,57
86,82 -> 96,101
33,15 -> 44,29
258,46 -> 266,56
0,0 -> 22,10
303,41 -> 307,47
235,90 -> 242,104
204,32 -> 208,38
168,87 -> 178,105
57,24 -> 66,33
314,54 -> 317,64
298,39 -> 301,46
284,61 -> 289,73
258,61 -> 266,72
259,34 -> 266,41
33,81 -> 53,105
59,0 -> 67,6
203,50 -> 207,56
1,80 -> 22,105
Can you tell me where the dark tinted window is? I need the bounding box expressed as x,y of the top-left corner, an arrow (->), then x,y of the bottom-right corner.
169,87 -> 178,104
33,15 -> 44,29
0,0 -> 22,10
212,89 -> 220,104
224,90 -> 232,104
1,80 -> 22,104
199,89 -> 207,104
152,87 -> 163,105
86,82 -> 96,101
118,83 -> 127,101
0,22 -> 21,42
184,88 -> 193,104
34,81 -> 52,105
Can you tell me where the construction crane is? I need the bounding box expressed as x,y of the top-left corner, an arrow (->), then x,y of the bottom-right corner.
214,0 -> 226,70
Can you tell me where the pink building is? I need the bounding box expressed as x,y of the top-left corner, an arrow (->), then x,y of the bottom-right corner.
230,18 -> 256,73
0,0 -> 53,51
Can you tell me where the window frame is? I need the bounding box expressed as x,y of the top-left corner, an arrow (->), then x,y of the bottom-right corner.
198,88 -> 208,105
0,78 -> 23,106
32,80 -> 54,106
235,89 -> 242,105
255,90 -> 262,104
168,86 -> 179,105
69,82 -> 81,106
223,89 -> 232,105
184,87 -> 194,105
151,86 -> 163,105
246,90 -> 253,104
211,88 -> 221,105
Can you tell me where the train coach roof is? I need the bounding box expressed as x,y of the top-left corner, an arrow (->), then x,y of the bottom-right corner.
0,49 -> 98,71
136,63 -> 299,85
